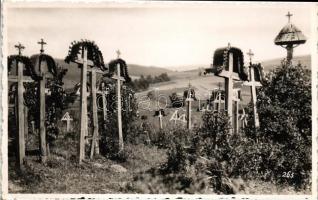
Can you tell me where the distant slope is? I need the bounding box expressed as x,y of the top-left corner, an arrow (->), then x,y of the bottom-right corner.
260,55 -> 311,72
54,59 -> 172,89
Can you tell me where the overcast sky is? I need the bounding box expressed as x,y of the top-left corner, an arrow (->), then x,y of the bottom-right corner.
5,2 -> 313,69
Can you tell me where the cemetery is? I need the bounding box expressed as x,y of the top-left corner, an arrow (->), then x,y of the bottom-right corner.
7,11 -> 311,194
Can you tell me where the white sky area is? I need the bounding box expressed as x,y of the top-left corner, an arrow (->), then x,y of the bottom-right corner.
5,2 -> 313,70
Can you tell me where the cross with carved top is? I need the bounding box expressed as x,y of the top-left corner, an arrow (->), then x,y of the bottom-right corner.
116,49 -> 121,59
14,43 -> 25,56
286,11 -> 293,23
247,49 -> 254,64
38,38 -> 47,54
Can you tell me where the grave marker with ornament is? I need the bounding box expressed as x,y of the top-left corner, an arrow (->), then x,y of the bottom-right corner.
65,40 -> 106,164
212,43 -> 248,134
107,50 -> 131,152
30,38 -> 58,163
7,43 -> 39,169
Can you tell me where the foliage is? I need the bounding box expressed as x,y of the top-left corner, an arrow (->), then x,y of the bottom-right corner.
99,81 -> 139,157
169,92 -> 183,108
241,61 -> 311,189
64,40 -> 106,70
23,65 -> 69,145
130,73 -> 171,92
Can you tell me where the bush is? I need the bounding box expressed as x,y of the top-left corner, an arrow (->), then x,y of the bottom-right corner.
241,61 -> 311,189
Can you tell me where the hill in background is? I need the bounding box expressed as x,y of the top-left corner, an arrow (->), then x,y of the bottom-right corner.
55,55 -> 310,89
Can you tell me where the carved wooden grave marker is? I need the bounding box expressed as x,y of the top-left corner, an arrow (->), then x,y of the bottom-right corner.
8,43 -> 34,169
61,112 -> 73,132
212,43 -> 248,134
30,38 -> 58,163
111,50 -> 126,152
244,49 -> 263,129
65,40 -> 106,164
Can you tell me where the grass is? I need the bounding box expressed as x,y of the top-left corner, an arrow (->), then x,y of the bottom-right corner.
8,133 -> 167,193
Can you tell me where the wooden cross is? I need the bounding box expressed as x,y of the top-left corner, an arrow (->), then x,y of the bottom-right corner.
38,38 -> 47,54
8,44 -> 34,169
75,47 -> 92,164
14,43 -> 25,56
244,51 -> 261,129
112,52 -> 125,152
217,44 -> 240,134
185,82 -> 194,130
61,112 -> 73,132
286,11 -> 293,23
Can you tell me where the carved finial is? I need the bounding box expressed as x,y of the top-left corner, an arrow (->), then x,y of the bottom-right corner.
116,49 -> 121,59
286,11 -> 293,23
37,38 -> 47,54
227,43 -> 231,49
14,42 -> 25,56
247,49 -> 254,64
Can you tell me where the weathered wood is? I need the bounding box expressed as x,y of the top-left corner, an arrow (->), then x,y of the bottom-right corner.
224,53 -> 234,134
244,65 -> 261,128
116,63 -> 124,152
90,69 -> 99,159
61,112 -> 73,132
39,71 -> 47,163
79,47 -> 88,164
186,98 -> 193,130
17,61 -> 25,168
24,106 -> 28,144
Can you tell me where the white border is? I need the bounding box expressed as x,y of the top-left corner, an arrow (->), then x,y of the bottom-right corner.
1,1 -> 317,200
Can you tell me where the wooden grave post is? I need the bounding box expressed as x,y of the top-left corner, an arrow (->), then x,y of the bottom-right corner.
111,50 -> 125,152
216,44 -> 241,134
244,49 -> 261,128
37,39 -> 49,163
186,83 -> 194,130
75,46 -> 92,164
87,69 -> 105,159
8,43 -> 34,169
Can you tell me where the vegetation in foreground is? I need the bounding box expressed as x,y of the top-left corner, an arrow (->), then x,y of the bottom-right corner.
8,61 -> 311,194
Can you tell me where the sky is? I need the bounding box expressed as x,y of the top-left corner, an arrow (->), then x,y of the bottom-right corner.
4,2 -> 314,70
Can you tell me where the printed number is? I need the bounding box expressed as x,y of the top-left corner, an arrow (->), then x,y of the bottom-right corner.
282,171 -> 294,178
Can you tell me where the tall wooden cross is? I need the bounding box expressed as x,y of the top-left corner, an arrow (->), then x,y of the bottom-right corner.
9,43 -> 34,169
75,46 -> 93,164
186,82 -> 194,130
244,49 -> 261,128
37,39 -> 49,163
217,44 -> 240,134
286,11 -> 293,23
112,50 -> 125,152
38,38 -> 47,54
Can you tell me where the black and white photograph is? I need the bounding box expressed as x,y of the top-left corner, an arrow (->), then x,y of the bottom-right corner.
1,1 -> 317,198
